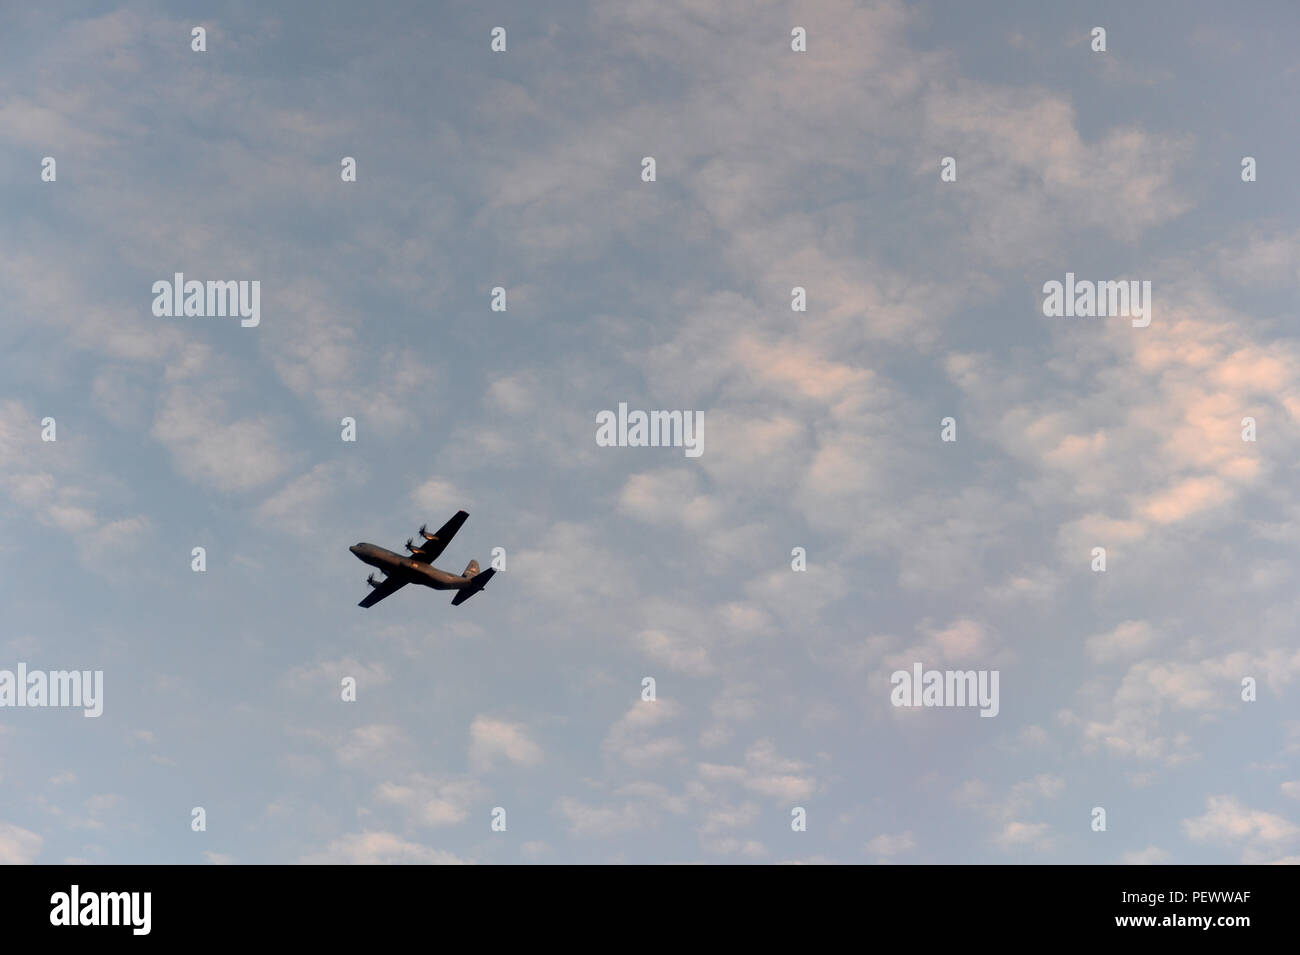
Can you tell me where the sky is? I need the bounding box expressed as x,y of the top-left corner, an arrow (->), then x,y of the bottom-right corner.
1,0 -> 1299,865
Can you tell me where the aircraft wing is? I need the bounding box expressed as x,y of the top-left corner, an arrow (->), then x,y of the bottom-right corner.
410,510 -> 469,564
358,576 -> 407,608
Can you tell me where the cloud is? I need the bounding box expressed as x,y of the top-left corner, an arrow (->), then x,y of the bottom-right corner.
332,724 -> 408,767
618,469 -> 722,529
411,478 -> 469,516
0,823 -> 42,864
635,629 -> 715,678
258,461 -> 367,535
1215,229 -> 1300,287
0,399 -> 149,568
865,619 -> 1011,705
993,821 -> 1054,851
700,684 -> 761,747
0,97 -> 107,150
957,774 -> 1062,853
700,802 -> 761,836
865,831 -> 916,860
299,831 -> 468,865
1086,621 -> 1161,664
511,522 -> 636,609
264,291 -> 430,439
469,717 -> 543,771
285,656 -> 391,691
1182,795 -> 1299,862
374,775 -> 482,828
1138,476 -> 1233,525
603,701 -> 686,769
557,796 -> 658,838
1081,649 -> 1300,764
699,739 -> 817,804
151,383 -> 293,493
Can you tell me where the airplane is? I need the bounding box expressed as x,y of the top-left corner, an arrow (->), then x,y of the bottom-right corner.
349,510 -> 496,608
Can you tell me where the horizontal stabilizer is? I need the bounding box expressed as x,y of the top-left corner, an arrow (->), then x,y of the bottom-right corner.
451,567 -> 495,606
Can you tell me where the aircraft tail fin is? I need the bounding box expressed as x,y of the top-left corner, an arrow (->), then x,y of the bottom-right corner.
451,567 -> 495,606
462,559 -> 480,578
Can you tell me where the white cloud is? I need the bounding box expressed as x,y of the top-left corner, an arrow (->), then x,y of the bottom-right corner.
993,821 -> 1054,851
0,823 -> 42,864
332,724 -> 408,767
300,831 -> 468,865
603,701 -> 686,769
374,775 -> 482,828
635,629 -> 714,678
1086,621 -> 1161,665
285,656 -> 391,691
412,478 -> 468,517
1183,795 -> 1300,862
865,831 -> 916,860
469,717 -> 543,771
557,796 -> 657,838
152,383 -> 293,493
699,740 -> 817,804
259,461 -> 366,535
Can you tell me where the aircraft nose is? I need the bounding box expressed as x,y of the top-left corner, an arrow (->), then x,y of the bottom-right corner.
349,544 -> 361,555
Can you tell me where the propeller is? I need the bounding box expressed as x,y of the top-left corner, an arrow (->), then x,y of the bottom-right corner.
367,573 -> 379,588
419,523 -> 436,541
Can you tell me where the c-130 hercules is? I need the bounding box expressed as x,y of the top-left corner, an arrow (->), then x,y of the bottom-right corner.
349,510 -> 496,608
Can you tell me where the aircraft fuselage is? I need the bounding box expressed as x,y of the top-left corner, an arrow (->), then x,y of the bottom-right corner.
349,543 -> 473,590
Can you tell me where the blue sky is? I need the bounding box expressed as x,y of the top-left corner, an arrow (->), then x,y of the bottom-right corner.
2,0 -> 1299,864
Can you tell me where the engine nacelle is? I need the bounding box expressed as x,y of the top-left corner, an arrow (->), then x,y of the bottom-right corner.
367,573 -> 382,588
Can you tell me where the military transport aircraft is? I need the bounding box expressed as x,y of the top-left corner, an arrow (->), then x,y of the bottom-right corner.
349,510 -> 496,608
